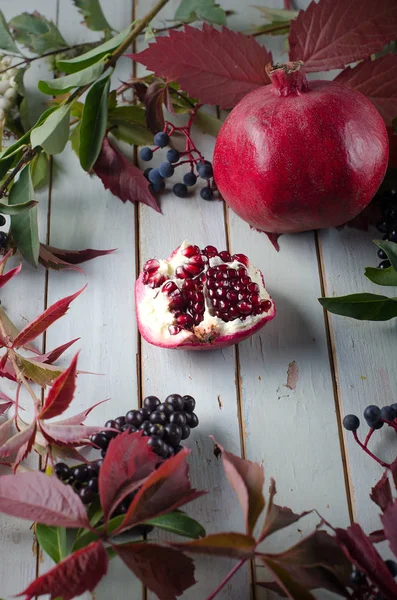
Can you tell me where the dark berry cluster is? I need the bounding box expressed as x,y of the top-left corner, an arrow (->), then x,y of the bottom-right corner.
349,561 -> 397,599
343,403 -> 397,468
140,124 -> 216,201
0,214 -> 8,249
54,394 -> 198,511
375,187 -> 397,268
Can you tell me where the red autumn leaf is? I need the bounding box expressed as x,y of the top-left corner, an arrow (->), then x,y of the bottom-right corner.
31,338 -> 80,364
0,263 -> 22,289
391,457 -> 397,490
173,532 -> 257,559
115,542 -> 195,600
370,471 -> 393,513
335,522 -> 397,598
334,54 -> 397,126
369,529 -> 386,544
0,401 -> 13,415
99,431 -> 159,524
40,242 -> 115,271
0,471 -> 90,528
54,399 -> 108,426
0,421 -> 35,460
144,80 -> 166,134
0,418 -> 13,444
14,422 -> 36,470
260,479 -> 311,541
93,137 -> 160,212
289,0 -> 397,72
13,286 -> 86,348
39,421 -> 108,446
131,24 -> 272,109
214,439 -> 264,536
260,557 -> 316,600
39,354 -> 78,420
381,500 -> 397,557
18,540 -> 108,600
117,447 -> 205,533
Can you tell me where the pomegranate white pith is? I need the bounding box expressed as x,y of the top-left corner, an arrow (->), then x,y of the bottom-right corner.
135,241 -> 276,350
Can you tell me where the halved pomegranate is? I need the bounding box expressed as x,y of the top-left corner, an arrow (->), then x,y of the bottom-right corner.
135,241 -> 276,350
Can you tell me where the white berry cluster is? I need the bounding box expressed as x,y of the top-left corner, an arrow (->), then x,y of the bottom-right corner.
0,56 -> 19,122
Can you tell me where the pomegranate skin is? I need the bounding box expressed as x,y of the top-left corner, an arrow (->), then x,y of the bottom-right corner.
213,63 -> 389,234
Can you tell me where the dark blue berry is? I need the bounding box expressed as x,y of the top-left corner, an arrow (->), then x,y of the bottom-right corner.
86,463 -> 99,478
147,436 -> 167,456
149,423 -> 165,438
140,422 -> 151,435
149,411 -> 168,426
87,478 -> 98,492
188,412 -> 199,428
386,560 -> 397,577
389,230 -> 397,243
373,420 -> 384,429
181,424 -> 190,439
349,569 -> 366,585
158,402 -> 174,417
183,172 -> 197,186
115,416 -> 126,428
73,465 -> 89,482
140,407 -> 152,420
200,187 -> 214,201
381,406 -> 396,421
79,487 -> 95,504
91,433 -> 109,449
169,411 -> 187,427
391,403 -> 397,413
159,162 -> 174,178
104,419 -> 119,436
0,215 -> 5,227
377,220 -> 389,233
154,132 -> 169,147
174,444 -> 183,454
55,462 -> 70,480
378,260 -> 391,269
144,396 -> 160,412
197,161 -> 213,179
163,443 -> 174,458
377,249 -> 387,260
364,405 -> 381,426
173,183 -> 188,198
342,414 -> 360,431
140,147 -> 153,161
144,168 -> 152,179
165,394 -> 185,411
164,423 -> 182,446
152,180 -> 166,193
183,395 -> 196,413
126,409 -> 144,426
148,169 -> 164,185
0,232 -> 8,248
166,148 -> 180,163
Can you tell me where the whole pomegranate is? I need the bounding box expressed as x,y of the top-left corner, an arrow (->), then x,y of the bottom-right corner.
213,61 -> 389,234
135,242 -> 275,350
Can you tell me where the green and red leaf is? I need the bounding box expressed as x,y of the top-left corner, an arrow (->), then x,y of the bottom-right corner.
39,354 -> 79,420
173,532 -> 257,559
370,471 -> 393,513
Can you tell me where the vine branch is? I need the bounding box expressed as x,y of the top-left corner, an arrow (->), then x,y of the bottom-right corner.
0,146 -> 36,199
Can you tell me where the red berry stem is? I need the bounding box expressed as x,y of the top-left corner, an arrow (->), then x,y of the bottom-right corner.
382,418 -> 397,432
363,427 -> 374,447
205,558 -> 246,600
353,431 -> 390,469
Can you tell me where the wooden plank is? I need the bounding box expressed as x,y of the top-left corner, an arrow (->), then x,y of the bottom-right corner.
222,0 -> 351,596
0,1 -> 55,597
135,0 -> 250,597
40,1 -> 144,598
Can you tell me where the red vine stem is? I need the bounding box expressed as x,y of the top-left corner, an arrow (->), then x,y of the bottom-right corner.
353,431 -> 390,469
205,559 -> 246,600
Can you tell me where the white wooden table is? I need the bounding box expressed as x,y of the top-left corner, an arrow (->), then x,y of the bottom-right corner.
0,0 -> 396,598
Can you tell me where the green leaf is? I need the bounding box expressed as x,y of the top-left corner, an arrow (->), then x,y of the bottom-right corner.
108,105 -> 153,144
56,27 -> 130,73
319,293 -> 397,321
31,103 -> 72,155
79,75 -> 110,171
252,5 -> 299,21
73,515 -> 123,551
14,354 -> 63,386
175,0 -> 227,25
30,152 -> 50,190
72,0 -> 112,31
194,109 -> 223,136
0,10 -> 20,53
145,511 -> 206,539
0,198 -> 37,215
374,240 -> 397,271
261,557 -> 316,600
9,12 -> 67,54
36,524 -> 60,564
245,21 -> 291,36
87,496 -> 103,528
57,527 -> 68,560
108,105 -> 147,126
110,123 -> 153,146
9,166 -> 39,266
365,266 -> 397,286
38,60 -> 105,95
70,122 -> 81,156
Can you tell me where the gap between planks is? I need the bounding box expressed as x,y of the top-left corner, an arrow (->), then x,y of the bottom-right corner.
314,230 -> 355,524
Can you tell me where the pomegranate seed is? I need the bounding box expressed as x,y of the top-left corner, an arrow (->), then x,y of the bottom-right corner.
218,264 -> 227,272
238,301 -> 253,315
173,310 -> 183,318
227,268 -> 238,279
175,266 -> 189,279
212,299 -> 219,308
169,326 -> 181,335
247,282 -> 259,293
162,281 -> 178,295
207,267 -> 216,278
219,300 -> 230,311
170,296 -> 186,310
184,263 -> 203,276
253,306 -> 262,315
182,279 -> 196,291
176,314 -> 194,328
238,292 -> 249,301
207,279 -> 216,289
232,253 -> 249,267
198,273 -> 206,283
143,258 -> 159,273
142,271 -> 150,284
250,293 -> 261,305
189,255 -> 205,266
215,272 -> 224,281
208,289 -> 216,298
220,280 -> 230,288
234,283 -> 244,292
229,306 -> 239,318
241,276 -> 251,286
226,291 -> 238,303
203,245 -> 218,257
182,245 -> 200,257
215,310 -> 223,318
237,267 -> 247,277
193,302 -> 205,313
216,288 -> 228,298
261,300 -> 272,312
219,251 -> 231,262
222,271 -> 229,279
148,274 -> 166,289
193,314 -> 203,325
